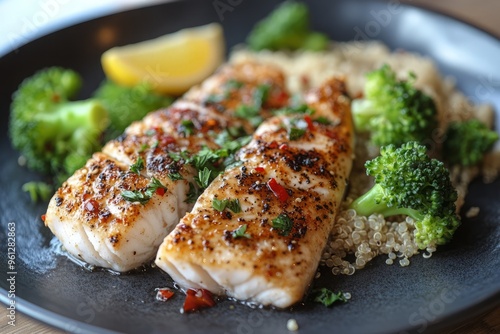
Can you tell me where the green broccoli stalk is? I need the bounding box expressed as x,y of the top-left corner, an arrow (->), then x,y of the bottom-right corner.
352,64 -> 438,147
246,1 -> 329,51
349,142 -> 461,248
93,80 -> 173,141
9,67 -> 109,180
443,119 -> 499,166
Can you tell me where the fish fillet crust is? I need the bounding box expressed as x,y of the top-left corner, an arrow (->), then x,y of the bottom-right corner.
155,79 -> 354,308
44,61 -> 290,272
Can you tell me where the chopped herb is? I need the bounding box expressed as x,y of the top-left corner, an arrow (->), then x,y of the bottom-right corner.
203,94 -> 225,104
146,177 -> 167,195
212,198 -> 228,212
121,177 -> 167,205
145,129 -> 157,136
234,84 -> 271,127
214,126 -> 248,147
253,84 -> 271,107
22,181 -> 53,203
226,199 -> 242,213
232,224 -> 250,239
180,119 -> 195,136
121,190 -> 151,205
235,104 -> 263,127
138,143 -> 149,153
289,127 -> 306,140
272,213 -> 294,236
212,198 -> 242,213
151,141 -> 159,149
168,172 -> 184,181
190,147 -> 222,171
274,104 -> 315,115
312,288 -> 348,307
169,150 -> 190,162
314,116 -> 331,125
130,157 -> 145,175
195,167 -> 213,189
185,182 -> 202,203
224,79 -> 244,91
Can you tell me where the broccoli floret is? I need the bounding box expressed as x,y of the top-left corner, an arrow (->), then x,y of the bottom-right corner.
443,119 -> 499,166
22,181 -> 53,203
9,67 -> 109,180
93,80 -> 173,141
352,64 -> 438,147
349,142 -> 461,248
246,1 -> 329,51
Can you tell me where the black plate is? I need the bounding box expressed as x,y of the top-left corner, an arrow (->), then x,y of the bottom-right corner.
1,1 -> 499,333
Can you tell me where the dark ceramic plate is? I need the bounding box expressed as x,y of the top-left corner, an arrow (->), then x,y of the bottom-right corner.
0,0 -> 499,333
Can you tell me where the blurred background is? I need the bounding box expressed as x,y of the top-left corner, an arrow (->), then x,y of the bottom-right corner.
1,0 -> 499,56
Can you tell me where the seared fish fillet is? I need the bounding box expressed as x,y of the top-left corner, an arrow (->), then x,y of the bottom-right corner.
44,62 -> 289,272
155,79 -> 354,308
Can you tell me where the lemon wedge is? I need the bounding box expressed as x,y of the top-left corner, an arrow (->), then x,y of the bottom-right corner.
101,23 -> 225,95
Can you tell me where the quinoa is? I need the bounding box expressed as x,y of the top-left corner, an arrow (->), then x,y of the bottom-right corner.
231,41 -> 499,273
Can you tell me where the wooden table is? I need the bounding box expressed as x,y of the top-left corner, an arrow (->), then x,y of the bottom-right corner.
1,0 -> 499,333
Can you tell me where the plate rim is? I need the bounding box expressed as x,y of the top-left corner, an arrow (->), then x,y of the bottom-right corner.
1,0 -> 499,333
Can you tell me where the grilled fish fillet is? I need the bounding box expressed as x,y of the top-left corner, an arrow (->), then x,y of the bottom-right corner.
155,79 -> 354,308
44,61 -> 289,272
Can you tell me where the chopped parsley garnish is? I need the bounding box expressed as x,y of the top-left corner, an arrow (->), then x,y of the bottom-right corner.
212,198 -> 242,213
194,167 -> 213,189
168,172 -> 184,181
274,104 -> 315,115
169,150 -> 190,162
253,84 -> 271,107
145,129 -> 157,136
121,177 -> 167,205
138,143 -> 149,153
180,119 -> 195,136
203,80 -> 244,106
204,94 -> 225,104
232,224 -> 250,239
214,126 -> 248,147
186,182 -> 202,203
22,181 -> 53,203
130,157 -> 145,175
314,116 -> 331,125
271,213 -> 294,236
120,190 -> 152,205
289,127 -> 306,140
225,79 -> 244,90
312,288 -> 348,307
235,104 -> 263,128
167,131 -> 250,203
234,84 -> 271,127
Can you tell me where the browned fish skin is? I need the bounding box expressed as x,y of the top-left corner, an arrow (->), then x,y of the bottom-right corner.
45,61 -> 290,272
155,79 -> 354,308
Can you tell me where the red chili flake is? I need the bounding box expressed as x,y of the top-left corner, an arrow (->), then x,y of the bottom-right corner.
155,288 -> 174,301
268,141 -> 278,149
84,199 -> 99,213
254,167 -> 265,173
304,115 -> 315,131
279,143 -> 288,150
183,289 -> 216,312
159,135 -> 176,146
267,178 -> 289,203
41,214 -> 46,222
326,130 -> 339,140
156,188 -> 166,196
267,90 -> 290,108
